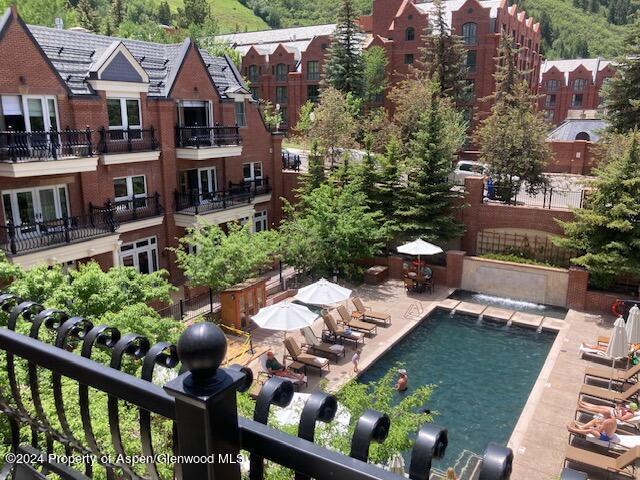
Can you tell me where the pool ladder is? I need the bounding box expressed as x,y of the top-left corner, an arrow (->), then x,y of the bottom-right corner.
429,450 -> 484,480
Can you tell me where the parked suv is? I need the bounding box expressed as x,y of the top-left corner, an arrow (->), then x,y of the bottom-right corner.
452,160 -> 488,184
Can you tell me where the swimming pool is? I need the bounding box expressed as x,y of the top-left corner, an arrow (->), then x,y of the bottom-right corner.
448,289 -> 568,319
358,309 -> 555,469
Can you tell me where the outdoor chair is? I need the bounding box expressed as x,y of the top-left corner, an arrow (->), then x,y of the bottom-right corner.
584,363 -> 640,384
284,337 -> 330,375
335,305 -> 377,337
580,381 -> 640,403
321,312 -> 365,348
257,353 -> 307,390
352,297 -> 391,326
301,327 -> 346,362
564,444 -> 639,478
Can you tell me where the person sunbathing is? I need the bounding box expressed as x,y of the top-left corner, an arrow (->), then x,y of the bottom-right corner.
579,399 -> 639,422
265,351 -> 304,381
567,415 -> 617,442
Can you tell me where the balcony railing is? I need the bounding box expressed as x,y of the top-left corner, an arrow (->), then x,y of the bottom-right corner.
175,188 -> 252,216
90,192 -> 162,224
0,212 -> 117,255
0,128 -> 93,163
175,125 -> 241,148
0,297 -> 515,480
229,177 -> 271,196
97,126 -> 158,154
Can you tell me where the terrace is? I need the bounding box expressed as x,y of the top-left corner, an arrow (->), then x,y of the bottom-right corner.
175,125 -> 243,160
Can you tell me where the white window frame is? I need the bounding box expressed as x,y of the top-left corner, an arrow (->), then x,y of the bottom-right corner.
107,97 -> 142,131
235,101 -> 246,127
243,161 -> 263,187
119,236 -> 159,274
198,167 -> 218,195
113,175 -> 147,209
2,184 -> 69,226
254,210 -> 268,233
0,95 -> 60,132
176,100 -> 213,127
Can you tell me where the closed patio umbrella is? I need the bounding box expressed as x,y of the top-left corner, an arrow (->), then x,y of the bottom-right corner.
607,316 -> 630,389
294,278 -> 352,306
626,305 -> 640,345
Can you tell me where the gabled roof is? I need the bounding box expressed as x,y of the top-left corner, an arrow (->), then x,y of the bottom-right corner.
547,118 -> 607,142
540,58 -> 612,83
24,20 -> 243,98
415,0 -> 503,26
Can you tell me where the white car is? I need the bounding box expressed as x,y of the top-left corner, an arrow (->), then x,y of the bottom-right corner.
452,160 -> 488,185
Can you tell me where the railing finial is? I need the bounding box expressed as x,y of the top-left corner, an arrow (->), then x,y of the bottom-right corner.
177,322 -> 227,387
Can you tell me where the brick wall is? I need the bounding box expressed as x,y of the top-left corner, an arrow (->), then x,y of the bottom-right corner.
548,140 -> 596,175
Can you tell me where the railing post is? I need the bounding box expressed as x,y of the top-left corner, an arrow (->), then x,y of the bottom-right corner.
7,220 -> 17,255
154,192 -> 161,215
106,200 -> 116,232
548,188 -> 553,209
209,288 -> 214,315
49,130 -> 58,160
179,299 -> 184,319
131,196 -> 138,220
150,125 -> 157,150
85,125 -> 93,156
164,323 -> 248,480
542,186 -> 547,209
99,127 -> 106,154
63,215 -> 71,244
126,126 -> 132,152
195,123 -> 200,149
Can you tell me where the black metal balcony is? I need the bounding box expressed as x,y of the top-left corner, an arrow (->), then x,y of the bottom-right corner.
175,187 -> 253,216
229,177 -> 271,196
0,211 -> 117,255
97,126 -> 158,154
0,296 -> 515,480
0,128 -> 93,163
175,125 -> 241,149
90,192 -> 162,224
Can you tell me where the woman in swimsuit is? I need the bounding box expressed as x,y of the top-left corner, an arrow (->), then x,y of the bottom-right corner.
578,399 -> 639,422
567,416 -> 617,442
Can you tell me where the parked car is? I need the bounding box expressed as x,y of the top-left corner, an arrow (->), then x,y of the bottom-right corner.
452,160 -> 488,185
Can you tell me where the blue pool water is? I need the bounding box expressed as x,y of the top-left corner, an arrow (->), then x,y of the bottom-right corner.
358,309 -> 555,468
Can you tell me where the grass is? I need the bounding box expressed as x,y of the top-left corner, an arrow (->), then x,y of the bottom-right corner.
167,0 -> 268,33
479,252 -> 561,269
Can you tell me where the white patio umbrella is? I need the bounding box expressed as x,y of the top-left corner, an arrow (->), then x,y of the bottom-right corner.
626,305 -> 640,345
397,239 -> 444,265
251,302 -> 318,342
387,453 -> 406,474
294,278 -> 352,306
607,316 -> 630,389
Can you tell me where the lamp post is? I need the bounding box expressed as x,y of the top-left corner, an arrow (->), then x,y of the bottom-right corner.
275,103 -> 281,133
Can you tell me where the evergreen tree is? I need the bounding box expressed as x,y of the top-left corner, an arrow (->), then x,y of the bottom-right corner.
179,0 -> 209,27
539,11 -> 555,53
110,0 -> 125,29
351,135 -> 380,211
491,34 -> 527,106
377,136 -> 405,244
574,38 -> 590,58
76,0 -> 100,32
603,21 -> 640,132
324,0 -> 365,97
554,132 -> 640,288
420,0 -> 468,104
362,46 -> 388,105
396,85 -> 465,243
297,140 -> 326,197
158,0 -> 172,25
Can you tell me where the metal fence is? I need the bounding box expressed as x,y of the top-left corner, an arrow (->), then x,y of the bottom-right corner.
477,230 -> 575,267
156,288 -> 218,322
175,125 -> 241,148
97,126 -> 158,154
0,293 -> 514,480
488,186 -> 587,210
0,128 -> 93,162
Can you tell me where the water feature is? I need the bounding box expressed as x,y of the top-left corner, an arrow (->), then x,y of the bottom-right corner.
358,309 -> 556,468
448,289 -> 568,319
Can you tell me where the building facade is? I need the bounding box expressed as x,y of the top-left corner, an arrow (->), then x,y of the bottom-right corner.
219,0 -> 543,135
0,7 -> 284,283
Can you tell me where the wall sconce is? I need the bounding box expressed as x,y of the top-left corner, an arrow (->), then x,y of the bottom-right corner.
19,76 -> 26,85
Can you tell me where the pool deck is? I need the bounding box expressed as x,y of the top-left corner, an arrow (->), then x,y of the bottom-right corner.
244,279 -> 622,478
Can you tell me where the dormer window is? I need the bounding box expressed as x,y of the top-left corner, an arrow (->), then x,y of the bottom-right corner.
107,98 -> 141,139
546,79 -> 559,92
275,63 -> 287,82
573,78 -> 587,92
462,23 -> 477,45
248,65 -> 259,83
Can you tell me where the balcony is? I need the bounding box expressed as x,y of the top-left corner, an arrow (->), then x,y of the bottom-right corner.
90,192 -> 164,233
174,178 -> 271,227
175,125 -> 242,160
98,126 -> 160,165
0,212 -> 120,269
0,128 -> 98,177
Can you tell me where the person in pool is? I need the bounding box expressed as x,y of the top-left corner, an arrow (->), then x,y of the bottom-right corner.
395,369 -> 408,392
579,399 -> 639,421
265,351 -> 304,381
567,414 -> 617,442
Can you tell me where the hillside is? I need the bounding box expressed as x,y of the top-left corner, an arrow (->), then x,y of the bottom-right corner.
168,0 -> 268,33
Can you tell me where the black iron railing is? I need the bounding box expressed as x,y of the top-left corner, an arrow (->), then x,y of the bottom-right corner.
175,178 -> 270,216
0,128 -> 93,162
283,151 -> 301,171
0,212 -> 117,255
0,294 -> 515,480
487,185 -> 587,209
97,126 -> 158,154
90,192 -> 162,224
175,125 -> 241,148
229,177 -> 271,196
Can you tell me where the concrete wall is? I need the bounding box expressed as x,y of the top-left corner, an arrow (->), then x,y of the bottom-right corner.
461,256 -> 570,307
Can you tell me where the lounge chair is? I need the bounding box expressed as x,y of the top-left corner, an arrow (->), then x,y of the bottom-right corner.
580,382 -> 640,403
301,327 -> 346,362
322,312 -> 365,347
257,354 -> 307,390
352,297 -> 391,326
335,305 -> 377,336
564,444 -> 639,478
585,363 -> 640,384
284,337 -> 330,375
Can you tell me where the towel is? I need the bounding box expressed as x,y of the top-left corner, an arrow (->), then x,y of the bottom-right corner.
579,343 -> 610,358
586,432 -> 640,450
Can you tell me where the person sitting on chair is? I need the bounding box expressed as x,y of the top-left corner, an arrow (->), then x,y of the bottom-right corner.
265,351 -> 304,381
579,399 -> 639,422
567,414 -> 617,442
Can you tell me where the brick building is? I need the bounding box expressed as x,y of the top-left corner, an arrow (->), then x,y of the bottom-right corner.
538,58 -> 615,125
0,7 -> 284,283
219,0 -> 542,134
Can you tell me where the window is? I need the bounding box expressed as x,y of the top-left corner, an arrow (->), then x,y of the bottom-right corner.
279,106 -> 288,125
546,79 -> 559,92
198,167 -> 217,198
248,65 -> 259,83
276,86 -> 288,104
243,162 -> 263,188
114,175 -> 147,209
119,236 -> 158,274
571,94 -> 583,107
545,94 -> 556,107
405,27 -> 415,41
235,101 -> 246,127
575,131 -> 591,141
573,78 -> 587,92
307,85 -> 320,103
107,98 -> 141,138
306,61 -> 320,80
0,95 -> 59,132
466,50 -> 477,72
177,100 -> 211,127
2,185 -> 69,227
462,23 -> 477,45
275,63 -> 287,82
404,54 -> 414,65
254,210 -> 268,232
